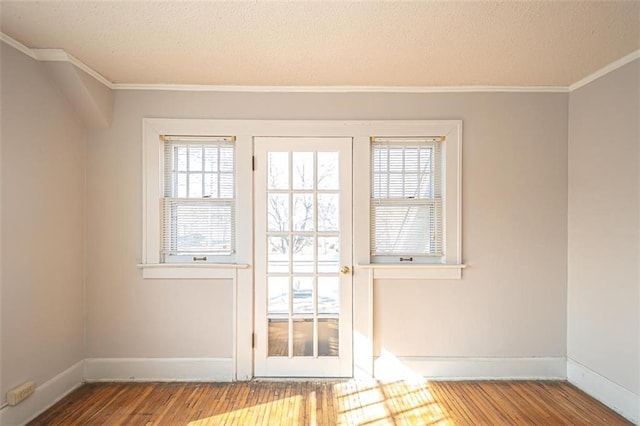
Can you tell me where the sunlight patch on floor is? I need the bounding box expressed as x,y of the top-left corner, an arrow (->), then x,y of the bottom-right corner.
334,380 -> 452,425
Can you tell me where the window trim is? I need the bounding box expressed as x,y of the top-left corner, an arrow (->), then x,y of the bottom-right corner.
140,119 -> 463,280
140,119 -> 252,279
352,121 -> 463,277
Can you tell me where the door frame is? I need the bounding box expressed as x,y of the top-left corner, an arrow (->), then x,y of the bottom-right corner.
253,136 -> 353,377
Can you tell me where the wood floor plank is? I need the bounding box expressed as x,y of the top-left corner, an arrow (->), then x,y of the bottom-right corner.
435,382 -> 488,424
295,381 -> 305,425
420,382 -> 453,424
260,382 -> 277,426
509,382 -> 557,424
183,384 -> 212,422
523,382 -> 573,424
29,380 -> 631,425
74,383 -> 132,425
486,382 -> 534,424
244,382 -> 261,424
468,381 -> 510,424
427,381 -> 464,424
321,381 -> 330,426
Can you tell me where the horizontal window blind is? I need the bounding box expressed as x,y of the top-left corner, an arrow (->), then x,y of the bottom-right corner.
162,137 -> 235,260
371,138 -> 443,258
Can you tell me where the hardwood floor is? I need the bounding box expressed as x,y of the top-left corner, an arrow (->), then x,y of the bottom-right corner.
30,380 -> 630,425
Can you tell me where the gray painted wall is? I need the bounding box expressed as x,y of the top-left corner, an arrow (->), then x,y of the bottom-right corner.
86,89 -> 568,360
568,58 -> 640,395
1,44 -> 85,396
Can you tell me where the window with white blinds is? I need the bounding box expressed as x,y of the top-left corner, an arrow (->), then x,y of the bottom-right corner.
162,136 -> 235,263
371,137 -> 443,262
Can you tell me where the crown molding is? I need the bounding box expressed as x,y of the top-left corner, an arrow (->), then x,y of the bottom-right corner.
569,49 -> 640,92
1,32 -> 637,94
0,33 -> 114,89
0,32 -> 37,59
31,48 -> 114,89
112,83 -> 568,93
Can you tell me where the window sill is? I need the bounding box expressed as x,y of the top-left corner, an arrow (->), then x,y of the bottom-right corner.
137,263 -> 250,279
356,263 -> 466,280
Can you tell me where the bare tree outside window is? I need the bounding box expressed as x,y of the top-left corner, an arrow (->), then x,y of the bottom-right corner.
267,152 -> 338,256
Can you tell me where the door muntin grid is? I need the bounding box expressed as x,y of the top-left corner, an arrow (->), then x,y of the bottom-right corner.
266,150 -> 340,358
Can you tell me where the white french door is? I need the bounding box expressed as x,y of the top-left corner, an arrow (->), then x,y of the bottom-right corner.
254,137 -> 353,377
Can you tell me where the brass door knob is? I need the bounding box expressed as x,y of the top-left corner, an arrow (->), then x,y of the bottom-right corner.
340,266 -> 351,275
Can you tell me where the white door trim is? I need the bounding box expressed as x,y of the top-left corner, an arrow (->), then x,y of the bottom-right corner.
253,137 -> 353,377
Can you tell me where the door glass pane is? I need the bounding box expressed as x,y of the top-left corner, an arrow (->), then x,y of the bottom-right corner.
292,236 -> 314,273
318,319 -> 339,356
317,152 -> 339,190
318,277 -> 339,314
268,319 -> 288,357
292,277 -> 314,314
317,194 -> 339,231
268,236 -> 289,273
293,194 -> 314,231
268,277 -> 289,315
293,152 -> 314,190
268,194 -> 289,231
268,152 -> 289,190
292,319 -> 313,357
317,236 -> 339,273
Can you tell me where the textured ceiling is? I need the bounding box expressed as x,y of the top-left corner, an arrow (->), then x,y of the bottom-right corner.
1,1 -> 639,87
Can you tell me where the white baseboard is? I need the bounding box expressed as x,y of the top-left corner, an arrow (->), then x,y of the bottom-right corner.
567,358 -> 639,424
373,355 -> 566,381
84,357 -> 234,382
0,360 -> 84,426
